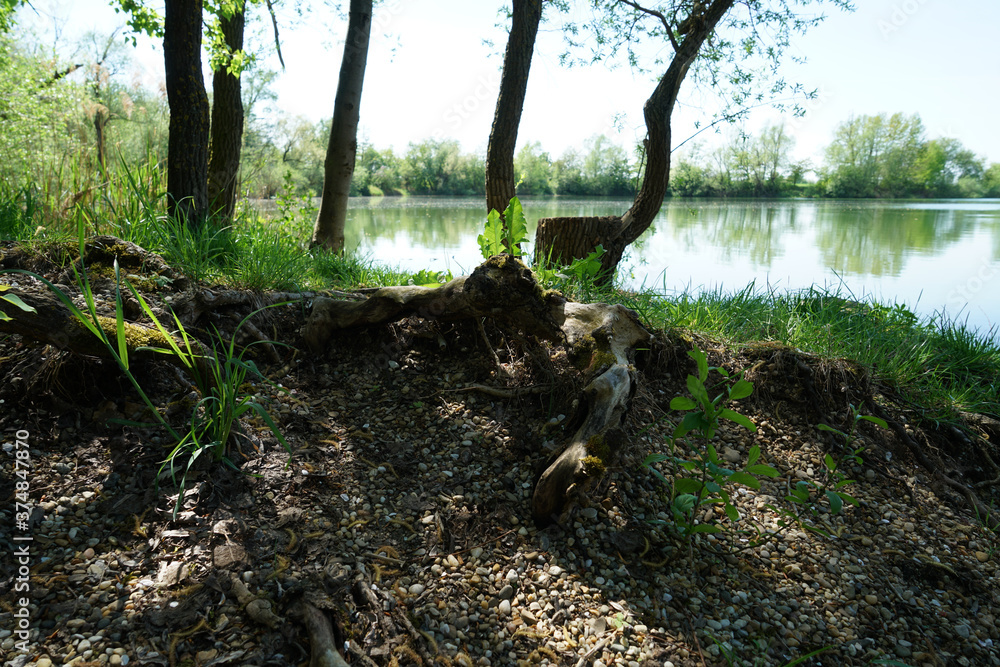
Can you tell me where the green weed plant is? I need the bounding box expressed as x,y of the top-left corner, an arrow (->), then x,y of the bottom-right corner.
645,346 -> 779,540
1,222 -> 292,517
766,404 -> 884,537
478,196 -> 528,258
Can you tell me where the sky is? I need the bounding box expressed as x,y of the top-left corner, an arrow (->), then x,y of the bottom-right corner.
19,0 -> 1000,168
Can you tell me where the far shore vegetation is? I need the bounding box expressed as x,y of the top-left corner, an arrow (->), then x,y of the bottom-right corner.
2,30 -> 999,210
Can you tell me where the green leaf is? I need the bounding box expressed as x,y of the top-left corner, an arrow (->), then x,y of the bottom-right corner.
729,378 -> 753,400
686,374 -> 710,408
747,445 -> 761,466
478,209 -> 505,258
729,471 -> 761,489
669,396 -> 697,411
746,464 -> 780,477
689,524 -> 723,534
0,291 -> 36,314
719,408 -> 757,432
688,347 -> 709,383
672,493 -> 697,514
503,197 -> 528,255
824,453 -> 836,471
825,489 -> 844,514
643,453 -> 669,466
836,491 -> 859,506
859,414 -> 888,429
724,503 -> 740,522
674,478 -> 702,495
567,245 -> 605,281
674,411 -> 710,439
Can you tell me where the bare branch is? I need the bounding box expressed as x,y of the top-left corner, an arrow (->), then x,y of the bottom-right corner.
615,0 -> 679,51
264,0 -> 285,70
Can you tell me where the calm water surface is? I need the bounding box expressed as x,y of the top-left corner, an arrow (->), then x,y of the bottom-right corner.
341,196 -> 1000,338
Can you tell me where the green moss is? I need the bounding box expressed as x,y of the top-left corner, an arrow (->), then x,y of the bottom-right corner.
589,350 -> 616,370
581,455 -> 606,477
94,315 -> 174,350
585,433 -> 610,461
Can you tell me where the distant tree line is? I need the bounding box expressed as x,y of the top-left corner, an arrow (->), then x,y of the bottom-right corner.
241,120 -> 636,200
2,28 -> 998,206
670,114 -> 1000,199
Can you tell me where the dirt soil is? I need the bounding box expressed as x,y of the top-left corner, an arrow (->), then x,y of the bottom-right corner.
1,245 -> 999,667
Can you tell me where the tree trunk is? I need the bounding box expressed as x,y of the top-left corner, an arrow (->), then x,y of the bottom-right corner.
207,4 -> 246,225
485,0 -> 542,223
311,0 -> 372,253
534,0 -> 735,279
164,0 -> 211,227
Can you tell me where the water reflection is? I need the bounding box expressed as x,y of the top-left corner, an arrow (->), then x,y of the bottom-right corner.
332,196 -> 1000,335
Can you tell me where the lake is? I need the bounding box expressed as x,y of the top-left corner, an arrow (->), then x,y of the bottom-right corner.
337,196 -> 1000,339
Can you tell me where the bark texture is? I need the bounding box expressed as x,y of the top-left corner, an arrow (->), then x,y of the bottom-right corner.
533,215 -> 625,284
312,0 -> 372,252
485,0 -> 543,222
207,5 -> 246,225
164,0 -> 211,226
534,0 -> 735,279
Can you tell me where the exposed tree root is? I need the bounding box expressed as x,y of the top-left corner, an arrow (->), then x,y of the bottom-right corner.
301,256 -> 652,523
295,602 -> 350,667
866,400 -> 1000,530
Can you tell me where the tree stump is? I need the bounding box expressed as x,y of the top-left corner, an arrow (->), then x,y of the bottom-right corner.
534,216 -> 627,284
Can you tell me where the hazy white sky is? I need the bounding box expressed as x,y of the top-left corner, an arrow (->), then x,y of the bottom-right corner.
21,0 -> 1000,167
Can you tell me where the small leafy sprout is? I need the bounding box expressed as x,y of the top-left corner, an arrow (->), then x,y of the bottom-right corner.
478,196 -> 528,258
645,345 -> 778,542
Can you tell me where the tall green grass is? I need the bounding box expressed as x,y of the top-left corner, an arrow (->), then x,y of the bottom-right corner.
0,185 -> 43,240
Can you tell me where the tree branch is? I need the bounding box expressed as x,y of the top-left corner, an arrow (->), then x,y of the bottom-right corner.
615,0 -> 679,51
264,0 -> 285,69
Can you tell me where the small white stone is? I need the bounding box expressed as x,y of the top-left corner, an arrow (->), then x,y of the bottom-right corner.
408,583 -> 425,596
498,599 -> 511,615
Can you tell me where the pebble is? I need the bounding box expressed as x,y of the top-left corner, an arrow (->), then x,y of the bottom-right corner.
498,600 -> 511,615
408,583 -> 425,596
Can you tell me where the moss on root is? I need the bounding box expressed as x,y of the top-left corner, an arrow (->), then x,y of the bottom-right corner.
581,455 -> 606,477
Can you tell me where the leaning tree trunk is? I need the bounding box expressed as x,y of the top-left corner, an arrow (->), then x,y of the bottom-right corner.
534,0 -> 735,281
485,0 -> 542,227
164,0 -> 211,227
207,4 -> 246,225
311,0 -> 372,253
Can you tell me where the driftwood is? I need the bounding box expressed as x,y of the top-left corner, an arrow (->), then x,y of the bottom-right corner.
532,302 -> 651,524
301,255 -> 652,523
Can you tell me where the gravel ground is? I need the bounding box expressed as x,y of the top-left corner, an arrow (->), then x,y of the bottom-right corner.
1,262 -> 999,667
